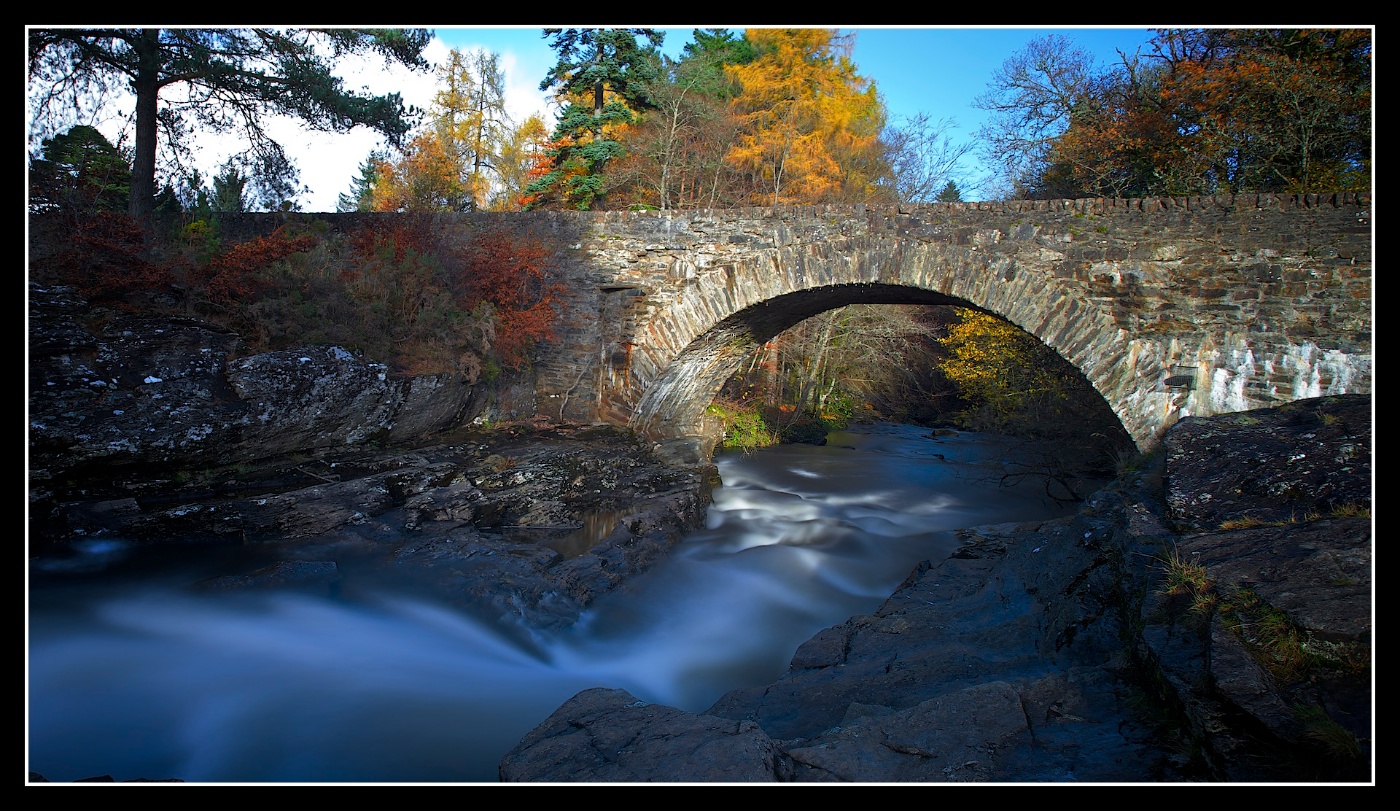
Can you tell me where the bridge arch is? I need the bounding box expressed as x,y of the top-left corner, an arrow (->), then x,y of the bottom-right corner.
620,238 -> 1136,454
525,197 -> 1369,457
629,283 -> 967,439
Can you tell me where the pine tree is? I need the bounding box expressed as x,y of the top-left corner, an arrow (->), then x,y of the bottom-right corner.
525,28 -> 664,210
28,28 -> 431,220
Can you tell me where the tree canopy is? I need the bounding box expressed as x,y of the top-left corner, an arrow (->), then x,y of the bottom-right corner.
366,48 -> 516,212
725,29 -> 889,206
28,27 -> 433,220
28,124 -> 131,216
975,28 -> 1371,198
524,28 -> 665,210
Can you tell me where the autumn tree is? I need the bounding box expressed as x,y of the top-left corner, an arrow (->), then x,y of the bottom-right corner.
1150,28 -> 1371,193
27,27 -> 432,221
724,29 -> 890,206
972,34 -> 1102,198
451,222 -> 567,368
936,308 -> 1133,497
525,28 -> 665,210
365,48 -> 516,213
978,29 -> 1371,198
429,47 -> 512,209
1030,54 -> 1188,198
367,131 -> 463,212
607,29 -> 756,210
494,114 -> 554,210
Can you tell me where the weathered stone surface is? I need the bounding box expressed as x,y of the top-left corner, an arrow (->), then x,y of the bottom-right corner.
508,197 -> 1371,449
1163,393 -> 1371,531
1175,518 -> 1371,642
498,687 -> 788,783
124,198 -> 1374,451
504,396 -> 1372,783
27,283 -> 480,506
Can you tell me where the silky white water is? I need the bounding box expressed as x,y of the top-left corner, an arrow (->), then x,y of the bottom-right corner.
28,424 -> 1078,783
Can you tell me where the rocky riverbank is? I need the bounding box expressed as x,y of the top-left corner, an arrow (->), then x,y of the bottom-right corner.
499,394 -> 1372,783
27,281 -> 1372,783
28,282 -> 717,632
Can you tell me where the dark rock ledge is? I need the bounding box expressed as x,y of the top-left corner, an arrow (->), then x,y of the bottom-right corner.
27,282 -> 716,633
499,394 -> 1372,783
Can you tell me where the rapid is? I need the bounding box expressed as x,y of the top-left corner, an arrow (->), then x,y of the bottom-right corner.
27,423 -> 1081,783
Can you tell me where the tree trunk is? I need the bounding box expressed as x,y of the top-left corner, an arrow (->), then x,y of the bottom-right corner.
796,311 -> 839,413
128,29 -> 162,223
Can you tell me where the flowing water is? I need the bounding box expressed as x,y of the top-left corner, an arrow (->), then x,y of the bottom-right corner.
27,423 -> 1080,783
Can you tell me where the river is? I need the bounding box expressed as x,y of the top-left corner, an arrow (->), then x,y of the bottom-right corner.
27,423 -> 1082,784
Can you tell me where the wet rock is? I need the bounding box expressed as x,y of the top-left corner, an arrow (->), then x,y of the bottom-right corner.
200,560 -> 341,592
503,396 -> 1372,783
498,688 -> 789,783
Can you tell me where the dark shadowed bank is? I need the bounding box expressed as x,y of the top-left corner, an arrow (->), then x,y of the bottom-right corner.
28,281 -> 1370,783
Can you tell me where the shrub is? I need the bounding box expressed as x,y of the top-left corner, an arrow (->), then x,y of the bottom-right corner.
199,226 -> 317,305
47,211 -> 171,302
450,221 -> 566,369
707,400 -> 778,452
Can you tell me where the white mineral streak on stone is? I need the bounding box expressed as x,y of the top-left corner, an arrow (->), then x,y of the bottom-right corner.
1205,344 -> 1255,414
1284,343 -> 1368,400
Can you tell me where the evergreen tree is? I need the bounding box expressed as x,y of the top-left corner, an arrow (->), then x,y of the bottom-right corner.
337,151 -> 387,212
525,28 -> 664,210
28,124 -> 131,215
211,161 -> 249,213
28,28 -> 432,220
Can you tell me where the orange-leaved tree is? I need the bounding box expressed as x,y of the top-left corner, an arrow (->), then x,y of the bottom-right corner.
369,131 -> 468,212
1152,28 -> 1371,194
725,29 -> 891,206
451,223 -> 567,369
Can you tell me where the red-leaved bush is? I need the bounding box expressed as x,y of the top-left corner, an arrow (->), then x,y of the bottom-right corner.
199,227 -> 318,304
451,224 -> 565,368
48,211 -> 171,302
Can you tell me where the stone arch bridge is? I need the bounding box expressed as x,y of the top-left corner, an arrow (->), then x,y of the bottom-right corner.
300,194 -> 1369,458
520,194 -> 1370,457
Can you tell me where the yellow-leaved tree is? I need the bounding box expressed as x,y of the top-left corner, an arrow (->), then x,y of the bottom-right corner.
936,307 -> 1136,494
370,48 -> 512,212
725,29 -> 891,205
937,308 -> 1076,432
